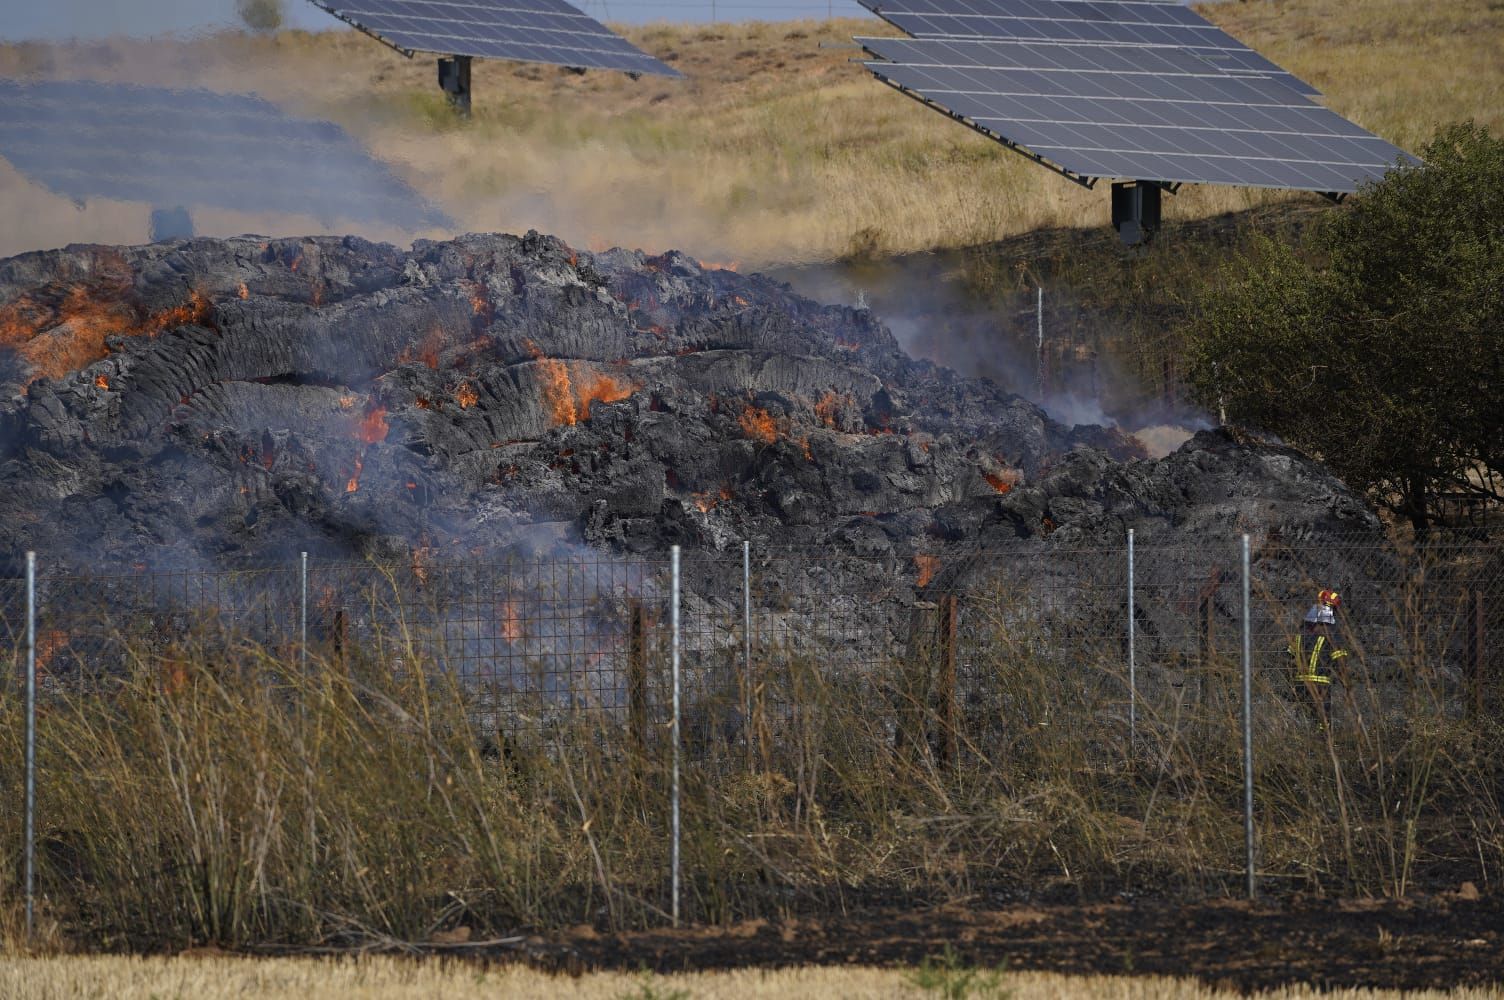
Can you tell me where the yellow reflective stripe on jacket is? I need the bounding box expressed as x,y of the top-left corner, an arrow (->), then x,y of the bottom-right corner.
1292,635 -> 1336,684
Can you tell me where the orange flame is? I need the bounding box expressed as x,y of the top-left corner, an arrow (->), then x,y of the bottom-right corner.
400,324 -> 449,369
539,358 -> 576,426
455,382 -> 478,409
34,629 -> 70,673
346,453 -> 364,494
0,286 -> 210,384
237,282 -> 249,300
915,554 -> 940,588
94,374 -> 110,390
814,390 -> 851,429
739,405 -> 780,444
700,259 -> 740,272
356,406 -> 389,445
983,471 -> 1019,495
693,482 -> 737,513
500,600 -> 523,641
152,290 -> 211,331
536,357 -> 638,427
577,370 -> 635,419
163,655 -> 190,696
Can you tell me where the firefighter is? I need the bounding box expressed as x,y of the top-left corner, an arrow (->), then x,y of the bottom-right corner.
1290,588 -> 1349,729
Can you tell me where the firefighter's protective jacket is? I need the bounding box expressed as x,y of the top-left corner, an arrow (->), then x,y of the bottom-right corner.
1290,630 -> 1348,685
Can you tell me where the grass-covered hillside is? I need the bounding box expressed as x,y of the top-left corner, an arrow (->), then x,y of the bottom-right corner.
0,0 -> 1499,265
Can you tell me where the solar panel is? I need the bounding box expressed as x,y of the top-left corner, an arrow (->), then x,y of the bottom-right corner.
859,0 -> 1317,95
308,0 -> 681,78
0,79 -> 451,231
859,36 -> 1414,192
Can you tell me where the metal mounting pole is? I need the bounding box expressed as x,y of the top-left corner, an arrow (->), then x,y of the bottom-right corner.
24,551 -> 37,940
670,544 -> 681,928
1127,528 -> 1136,755
1241,534 -> 1256,900
438,55 -> 473,117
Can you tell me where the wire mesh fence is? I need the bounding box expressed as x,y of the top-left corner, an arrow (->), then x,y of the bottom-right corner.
5,532 -> 1501,744
3,529 -> 1502,933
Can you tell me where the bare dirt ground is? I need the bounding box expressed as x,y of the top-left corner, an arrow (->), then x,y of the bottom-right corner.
522,893 -> 1503,992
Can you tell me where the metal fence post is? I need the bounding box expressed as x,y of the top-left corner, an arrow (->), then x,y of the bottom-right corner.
1035,286 -> 1045,402
670,544 -> 681,928
742,539 -> 753,766
937,593 -> 959,769
1127,528 -> 1136,756
1467,589 -> 1485,719
628,601 -> 648,755
24,550 -> 36,941
1241,534 -> 1256,900
300,552 -> 308,674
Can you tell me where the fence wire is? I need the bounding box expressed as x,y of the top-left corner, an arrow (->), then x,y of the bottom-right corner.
4,531 -> 1501,741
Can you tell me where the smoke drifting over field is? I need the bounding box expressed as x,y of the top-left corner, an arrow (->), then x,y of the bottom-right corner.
775,255 -> 1212,458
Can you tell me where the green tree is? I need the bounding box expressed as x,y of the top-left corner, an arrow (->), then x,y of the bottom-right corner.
1186,121 -> 1504,533
237,0 -> 284,32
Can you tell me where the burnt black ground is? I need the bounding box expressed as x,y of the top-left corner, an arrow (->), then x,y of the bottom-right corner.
503,894 -> 1503,991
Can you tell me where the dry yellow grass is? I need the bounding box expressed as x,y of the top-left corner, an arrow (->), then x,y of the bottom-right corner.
0,0 -> 1499,265
1,956 -> 1500,1000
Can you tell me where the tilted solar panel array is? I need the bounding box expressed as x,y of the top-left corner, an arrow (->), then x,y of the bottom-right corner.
308,0 -> 681,77
858,0 -> 1415,192
0,79 -> 451,231
864,0 -> 1317,95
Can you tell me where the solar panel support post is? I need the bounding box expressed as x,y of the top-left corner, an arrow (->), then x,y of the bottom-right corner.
439,55 -> 473,117
1111,181 -> 1160,246
150,206 -> 194,242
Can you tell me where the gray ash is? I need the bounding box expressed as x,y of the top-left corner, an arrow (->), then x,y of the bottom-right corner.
0,231 -> 1379,575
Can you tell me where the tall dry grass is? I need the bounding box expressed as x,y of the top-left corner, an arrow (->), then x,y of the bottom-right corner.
0,1 -> 1498,264
5,956 -> 1500,1000
0,559 -> 1498,952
